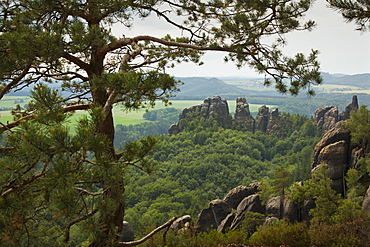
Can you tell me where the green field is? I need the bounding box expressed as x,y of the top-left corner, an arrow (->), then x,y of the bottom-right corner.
0,97 -> 273,127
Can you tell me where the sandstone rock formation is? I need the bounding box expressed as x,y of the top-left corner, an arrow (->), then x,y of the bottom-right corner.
223,183 -> 260,209
265,196 -> 298,223
314,95 -> 358,133
169,96 -> 232,134
234,97 -> 255,131
229,194 -> 265,230
312,121 -> 351,194
195,199 -> 231,233
169,96 -> 285,135
120,221 -> 135,242
362,186 -> 370,214
171,215 -> 192,230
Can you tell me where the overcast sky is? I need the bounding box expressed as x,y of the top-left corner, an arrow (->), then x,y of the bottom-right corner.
119,1 -> 370,78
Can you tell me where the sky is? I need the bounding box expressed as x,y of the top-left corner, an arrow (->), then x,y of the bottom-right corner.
119,1 -> 370,78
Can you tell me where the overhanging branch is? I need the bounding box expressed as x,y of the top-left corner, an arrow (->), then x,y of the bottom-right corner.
115,217 -> 177,247
0,103 -> 92,132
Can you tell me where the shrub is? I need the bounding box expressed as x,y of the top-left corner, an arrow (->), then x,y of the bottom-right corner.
248,219 -> 310,246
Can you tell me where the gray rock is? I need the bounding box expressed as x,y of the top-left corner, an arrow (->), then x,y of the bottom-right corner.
120,221 -> 135,242
265,196 -> 298,222
195,199 -> 231,233
255,105 -> 269,132
223,183 -> 261,209
171,215 -> 192,230
340,95 -> 359,120
217,213 -> 235,233
230,194 -> 265,230
234,97 -> 255,131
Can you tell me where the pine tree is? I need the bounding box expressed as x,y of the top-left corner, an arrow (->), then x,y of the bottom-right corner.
0,0 -> 321,246
327,0 -> 370,31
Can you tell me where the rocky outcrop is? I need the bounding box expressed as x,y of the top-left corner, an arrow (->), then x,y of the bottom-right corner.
195,199 -> 231,233
265,196 -> 298,223
120,221 -> 135,242
223,183 -> 260,209
255,105 -> 269,132
169,96 -> 232,134
340,95 -> 359,120
312,121 -> 351,195
196,183 -> 308,234
171,215 -> 192,230
169,96 -> 285,135
229,194 -> 265,230
234,97 -> 255,131
314,95 -> 358,133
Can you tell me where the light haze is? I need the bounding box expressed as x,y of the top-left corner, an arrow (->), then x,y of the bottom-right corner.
116,1 -> 370,78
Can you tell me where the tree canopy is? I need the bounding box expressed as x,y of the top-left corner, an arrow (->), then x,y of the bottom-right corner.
0,0 -> 321,246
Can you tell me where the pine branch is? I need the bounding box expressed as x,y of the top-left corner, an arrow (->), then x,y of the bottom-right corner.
0,103 -> 92,132
64,209 -> 99,243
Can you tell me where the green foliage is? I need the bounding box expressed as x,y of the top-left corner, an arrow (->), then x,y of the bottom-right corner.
141,228 -> 248,247
344,104 -> 370,149
249,220 -> 310,246
345,168 -> 366,204
124,114 -> 320,235
290,164 -> 342,221
327,0 -> 370,31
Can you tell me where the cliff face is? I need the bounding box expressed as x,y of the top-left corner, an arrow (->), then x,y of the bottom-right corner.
168,96 -> 286,135
314,95 -> 359,133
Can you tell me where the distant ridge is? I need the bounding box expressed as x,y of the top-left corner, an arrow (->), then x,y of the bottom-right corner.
321,72 -> 370,87
174,77 -> 270,98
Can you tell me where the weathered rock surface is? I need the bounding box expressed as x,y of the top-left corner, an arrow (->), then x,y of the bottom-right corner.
120,221 -> 135,242
195,199 -> 231,233
265,196 -> 299,223
171,215 -> 192,230
312,121 -> 351,194
217,213 -> 235,233
340,95 -> 359,120
314,95 -> 358,133
234,97 -> 255,130
169,96 -> 285,135
169,96 -> 232,135
223,183 -> 260,209
255,105 -> 269,132
230,194 -> 265,230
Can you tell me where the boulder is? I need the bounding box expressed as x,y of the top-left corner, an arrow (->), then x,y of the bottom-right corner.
312,121 -> 351,195
313,121 -> 350,167
265,196 -> 298,222
120,221 -> 135,242
195,199 -> 231,233
171,215 -> 192,230
217,213 -> 235,233
223,183 -> 261,209
230,194 -> 265,230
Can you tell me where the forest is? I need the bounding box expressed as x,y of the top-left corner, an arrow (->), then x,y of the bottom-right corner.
0,0 -> 369,246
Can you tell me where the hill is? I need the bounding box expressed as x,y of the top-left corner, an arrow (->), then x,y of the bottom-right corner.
321,72 -> 370,88
175,77 -> 267,98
